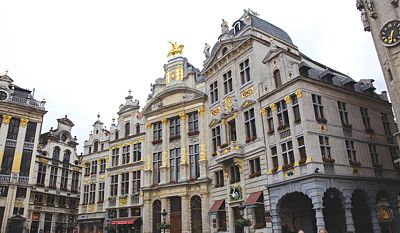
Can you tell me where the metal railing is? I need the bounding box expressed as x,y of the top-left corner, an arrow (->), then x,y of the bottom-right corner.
5,139 -> 17,147
23,142 -> 34,150
0,174 -> 29,185
9,95 -> 46,110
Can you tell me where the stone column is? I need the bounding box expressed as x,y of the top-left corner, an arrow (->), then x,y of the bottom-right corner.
198,106 -> 208,179
311,192 -> 326,232
181,195 -> 190,233
160,118 -> 168,185
344,195 -> 355,233
0,115 -> 11,166
369,201 -> 382,233
161,198 -> 169,222
12,117 -> 28,174
143,200 -> 152,233
201,193 -> 211,233
179,112 -> 188,182
270,206 -> 282,233
144,123 -> 153,187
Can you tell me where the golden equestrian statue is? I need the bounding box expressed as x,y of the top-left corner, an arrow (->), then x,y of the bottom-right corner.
167,41 -> 184,57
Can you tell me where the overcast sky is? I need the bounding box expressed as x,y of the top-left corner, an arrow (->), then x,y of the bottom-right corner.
0,0 -> 384,153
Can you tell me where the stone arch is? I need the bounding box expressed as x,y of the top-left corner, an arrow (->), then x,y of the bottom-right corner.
323,188 -> 346,233
352,189 -> 373,233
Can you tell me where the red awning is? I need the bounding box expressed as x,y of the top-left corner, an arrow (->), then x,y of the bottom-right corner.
110,217 -> 140,225
209,199 -> 225,213
244,191 -> 263,206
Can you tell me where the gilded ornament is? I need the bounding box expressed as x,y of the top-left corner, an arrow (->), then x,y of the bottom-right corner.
241,86 -> 254,99
199,144 -> 207,161
88,204 -> 95,213
261,108 -> 267,117
162,151 -> 168,167
242,100 -> 252,109
295,89 -> 303,99
284,95 -> 291,104
224,96 -> 233,111
210,107 -> 221,117
176,67 -> 184,81
198,106 -> 205,117
20,118 -> 29,127
99,174 -> 105,180
161,118 -> 168,125
180,148 -> 188,164
269,103 -> 276,112
167,41 -> 184,57
179,112 -> 186,120
39,158 -> 49,164
119,197 -> 127,206
146,123 -> 152,129
2,115 -> 11,124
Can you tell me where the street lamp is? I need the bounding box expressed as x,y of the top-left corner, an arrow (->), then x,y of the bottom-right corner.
161,209 -> 168,233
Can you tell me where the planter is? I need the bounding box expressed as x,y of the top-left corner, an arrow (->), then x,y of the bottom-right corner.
267,129 -> 275,135
188,130 -> 200,136
282,163 -> 294,171
299,158 -> 307,165
271,167 -> 279,173
349,160 -> 361,167
323,157 -> 335,164
234,218 -> 252,228
316,117 -> 328,124
365,128 -> 375,135
277,124 -> 290,131
151,139 -> 162,145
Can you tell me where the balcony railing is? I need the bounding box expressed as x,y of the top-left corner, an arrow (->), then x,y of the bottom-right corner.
9,95 -> 46,110
0,174 -> 29,185
23,142 -> 34,150
5,139 -> 17,147
215,141 -> 243,163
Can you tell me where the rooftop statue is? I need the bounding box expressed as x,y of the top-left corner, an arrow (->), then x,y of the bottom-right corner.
167,41 -> 184,58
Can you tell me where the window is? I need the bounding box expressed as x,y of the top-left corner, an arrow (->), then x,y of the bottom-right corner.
110,175 -> 118,196
319,136 -> 332,159
266,107 -> 274,134
125,122 -> 130,137
1,147 -> 15,175
46,195 -> 55,206
170,148 -> 181,182
381,113 -> 392,136
170,116 -> 181,138
71,172 -> 79,193
214,170 -> 224,188
91,160 -> 98,174
273,69 -> 282,88
271,146 -> 278,169
249,157 -> 261,178
34,193 -> 43,205
153,122 -> 162,142
37,164 -> 46,186
312,94 -> 326,122
6,118 -> 20,140
291,94 -> 301,123
153,152 -> 162,184
112,148 -> 119,166
119,209 -> 129,218
63,150 -> 71,168
98,182 -> 105,203
369,144 -> 379,166
338,101 -> 350,126
0,186 -> 8,197
188,112 -> 199,133
230,165 -> 240,184
99,159 -> 106,173
83,185 -> 89,205
210,81 -> 219,104
88,146 -> 92,154
59,197 -> 66,207
254,194 -> 266,229
233,21 -> 241,34
240,59 -> 250,85
217,203 -> 227,231
13,207 -> 23,215
60,169 -> 69,190
189,144 -> 200,179
44,214 -> 52,233
276,100 -> 289,129
136,124 -> 141,134
244,108 -> 257,141
16,187 -> 26,198
345,140 -> 357,162
281,141 -> 294,166
390,147 -> 400,169
84,163 -> 90,176
360,107 -> 372,130
24,122 -> 37,143
49,167 -> 58,188
121,173 -> 129,195
69,198 -> 78,209
212,126 -> 221,153
132,171 -> 141,193
94,141 -> 99,152
228,119 -> 237,142
122,145 -> 130,164
297,136 -> 307,161
223,70 -> 233,94
20,149 -> 32,176
52,147 -> 60,165
133,143 -> 141,162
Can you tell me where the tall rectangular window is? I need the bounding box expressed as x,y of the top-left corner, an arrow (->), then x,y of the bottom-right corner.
1,147 -> 15,175
249,157 -> 261,178
71,172 -> 79,192
244,108 -> 257,141
122,145 -> 130,164
110,175 -> 118,196
132,171 -> 141,193
37,164 -> 46,186
60,169 -> 69,190
319,136 -> 332,159
360,107 -> 372,130
133,143 -> 141,162
91,160 -> 98,174
83,185 -> 89,205
214,170 -> 224,188
390,146 -> 400,169
228,119 -> 237,142
240,59 -> 250,85
153,122 -> 162,142
266,107 -> 274,134
188,112 -> 199,133
223,70 -> 233,94
125,122 -> 130,137
312,94 -> 326,123
281,141 -> 294,166
170,148 -> 181,182
112,148 -> 119,166
99,159 -> 106,173
0,186 -> 9,197
291,94 -> 301,123
345,140 -> 357,162
98,182 -> 105,203
121,173 -> 129,195
381,113 -> 392,136
276,100 -> 289,128
189,144 -> 200,179
49,167 -> 58,188
338,101 -> 350,126
84,162 -> 90,176
20,149 -> 32,176
24,122 -> 37,143
212,126 -> 221,153
153,152 -> 162,184
170,116 -> 181,138
271,146 -> 278,169
297,136 -> 306,161
6,118 -> 20,140
210,81 -> 219,104
230,165 -> 241,184
369,144 -> 380,166
89,184 -> 96,204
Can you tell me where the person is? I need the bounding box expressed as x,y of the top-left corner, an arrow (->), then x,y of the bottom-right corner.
298,230 -> 305,233
319,229 -> 328,233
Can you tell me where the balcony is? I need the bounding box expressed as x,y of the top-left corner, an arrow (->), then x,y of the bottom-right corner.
215,141 -> 243,163
5,139 -> 17,147
0,174 -> 29,185
23,142 -> 34,150
9,95 -> 46,110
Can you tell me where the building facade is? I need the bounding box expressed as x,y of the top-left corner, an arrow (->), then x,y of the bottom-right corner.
0,73 -> 46,233
29,116 -> 81,233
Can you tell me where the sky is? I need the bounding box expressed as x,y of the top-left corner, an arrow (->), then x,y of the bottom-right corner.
0,0 -> 384,153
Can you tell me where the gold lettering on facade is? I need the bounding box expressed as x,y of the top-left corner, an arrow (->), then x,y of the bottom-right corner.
240,86 -> 254,99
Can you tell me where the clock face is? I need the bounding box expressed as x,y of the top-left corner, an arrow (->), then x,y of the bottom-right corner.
380,20 -> 400,47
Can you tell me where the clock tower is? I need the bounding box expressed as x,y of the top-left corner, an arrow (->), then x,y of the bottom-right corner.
356,0 -> 400,142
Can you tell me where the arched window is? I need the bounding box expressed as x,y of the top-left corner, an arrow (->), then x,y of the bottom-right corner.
136,124 -> 140,135
222,47 -> 228,55
152,200 -> 162,233
52,147 -> 60,165
233,21 -> 241,34
125,122 -> 130,137
273,69 -> 282,88
93,141 -> 99,152
115,130 -> 119,140
191,196 -> 203,233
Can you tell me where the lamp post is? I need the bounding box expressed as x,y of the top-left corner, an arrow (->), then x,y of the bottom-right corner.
161,209 -> 168,233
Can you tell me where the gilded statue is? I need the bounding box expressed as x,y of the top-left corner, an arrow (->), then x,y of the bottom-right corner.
167,41 -> 184,57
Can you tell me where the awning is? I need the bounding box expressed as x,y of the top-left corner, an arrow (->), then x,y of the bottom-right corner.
209,199 -> 225,213
110,217 -> 140,225
244,191 -> 263,207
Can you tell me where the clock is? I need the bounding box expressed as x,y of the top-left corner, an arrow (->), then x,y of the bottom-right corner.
380,20 -> 400,47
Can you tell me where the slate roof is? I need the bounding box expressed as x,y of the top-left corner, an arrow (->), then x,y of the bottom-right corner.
250,15 -> 293,45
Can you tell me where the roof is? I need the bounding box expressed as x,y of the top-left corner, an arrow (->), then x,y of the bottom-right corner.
250,14 -> 292,44
244,191 -> 263,206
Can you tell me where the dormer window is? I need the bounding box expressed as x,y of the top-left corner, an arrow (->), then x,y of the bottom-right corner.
0,91 -> 8,101
233,21 -> 241,34
125,122 -> 130,137
222,47 -> 228,56
61,134 -> 67,142
115,130 -> 119,140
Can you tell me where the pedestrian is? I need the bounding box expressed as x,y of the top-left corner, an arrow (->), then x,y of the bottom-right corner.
319,229 -> 328,233
298,230 -> 305,233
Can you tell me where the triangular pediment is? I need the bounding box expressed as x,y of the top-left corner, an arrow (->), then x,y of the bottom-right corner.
262,47 -> 302,64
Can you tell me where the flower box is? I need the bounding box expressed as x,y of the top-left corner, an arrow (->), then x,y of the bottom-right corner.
188,131 -> 200,136
349,160 -> 361,167
282,163 -> 294,171
316,117 -> 328,124
323,157 -> 335,164
365,128 -> 375,135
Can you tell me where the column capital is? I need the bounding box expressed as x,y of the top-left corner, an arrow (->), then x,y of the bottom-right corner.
20,118 -> 29,127
198,106 -> 205,117
2,115 -> 11,124
179,112 -> 186,120
161,118 -> 168,125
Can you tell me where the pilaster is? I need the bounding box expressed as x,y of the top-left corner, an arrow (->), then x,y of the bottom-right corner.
181,195 -> 190,233
0,115 -> 11,165
180,112 -> 188,182
344,195 -> 355,233
311,193 -> 326,232
201,193 -> 211,233
198,106 -> 208,179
